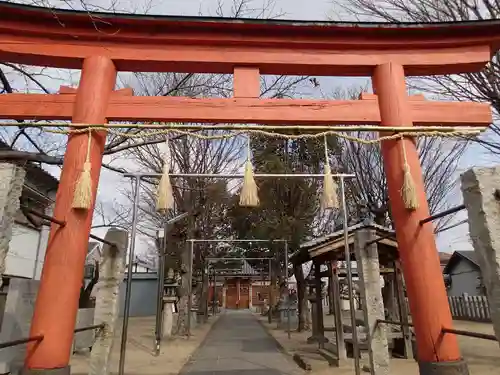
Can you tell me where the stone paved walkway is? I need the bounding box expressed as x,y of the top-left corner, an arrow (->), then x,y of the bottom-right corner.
180,310 -> 305,375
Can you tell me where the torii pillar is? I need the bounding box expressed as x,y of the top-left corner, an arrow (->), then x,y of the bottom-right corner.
24,56 -> 117,375
373,63 -> 467,375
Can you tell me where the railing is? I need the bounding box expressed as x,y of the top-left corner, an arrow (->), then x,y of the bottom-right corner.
376,319 -> 414,328
0,335 -> 44,350
441,328 -> 497,341
0,324 -> 105,350
74,323 -> 105,334
405,295 -> 491,323
376,320 -> 498,342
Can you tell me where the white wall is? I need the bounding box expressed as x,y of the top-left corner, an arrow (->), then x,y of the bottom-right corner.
6,199 -> 54,280
33,203 -> 53,280
6,224 -> 41,279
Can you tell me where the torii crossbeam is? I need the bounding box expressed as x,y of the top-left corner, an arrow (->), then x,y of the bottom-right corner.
0,91 -> 492,125
1,2 -> 499,375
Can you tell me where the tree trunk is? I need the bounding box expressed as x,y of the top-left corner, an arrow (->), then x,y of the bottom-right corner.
192,244 -> 206,321
294,263 -> 310,332
176,242 -> 191,336
199,264 -> 209,322
270,262 -> 278,317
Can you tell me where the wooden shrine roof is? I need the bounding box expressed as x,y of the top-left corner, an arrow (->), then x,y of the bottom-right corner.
290,221 -> 397,265
211,259 -> 262,278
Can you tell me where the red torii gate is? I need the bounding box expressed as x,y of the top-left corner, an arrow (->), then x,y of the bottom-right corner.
0,2 -> 498,375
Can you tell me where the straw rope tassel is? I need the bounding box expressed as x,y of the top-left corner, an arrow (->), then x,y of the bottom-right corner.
239,136 -> 259,207
321,135 -> 339,210
72,128 -> 93,210
156,139 -> 174,212
400,135 -> 419,210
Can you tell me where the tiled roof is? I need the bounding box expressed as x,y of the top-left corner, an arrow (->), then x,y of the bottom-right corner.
442,250 -> 480,274
456,251 -> 479,266
241,259 -> 259,275
298,221 -> 395,251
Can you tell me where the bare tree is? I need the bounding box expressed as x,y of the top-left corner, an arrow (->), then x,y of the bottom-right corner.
121,70 -> 310,334
109,0 -> 309,335
335,0 -> 500,154
331,85 -> 467,230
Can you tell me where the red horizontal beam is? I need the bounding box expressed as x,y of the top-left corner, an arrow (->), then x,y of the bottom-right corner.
0,94 -> 492,126
1,3 -> 500,75
0,36 -> 492,76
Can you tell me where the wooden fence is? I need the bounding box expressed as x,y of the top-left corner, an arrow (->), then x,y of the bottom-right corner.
404,295 -> 491,323
447,295 -> 491,322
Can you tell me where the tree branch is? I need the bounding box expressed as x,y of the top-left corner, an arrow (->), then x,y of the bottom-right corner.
0,150 -> 63,165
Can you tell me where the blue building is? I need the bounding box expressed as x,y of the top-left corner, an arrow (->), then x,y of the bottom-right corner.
443,251 -> 484,297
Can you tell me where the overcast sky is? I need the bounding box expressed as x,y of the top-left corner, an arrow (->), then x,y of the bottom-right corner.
8,0 -> 500,254
31,0 -> 337,19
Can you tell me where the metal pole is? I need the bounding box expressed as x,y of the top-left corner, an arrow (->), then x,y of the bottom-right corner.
268,258 -> 272,324
195,239 -> 287,243
118,176 -> 140,375
206,257 -> 274,260
124,173 -> 356,179
20,205 -> 66,226
285,241 -> 291,339
154,220 -> 167,356
89,233 -> 116,247
166,211 -> 190,225
204,261 -> 209,320
212,266 -> 217,316
419,204 -> 466,225
441,328 -> 497,341
187,240 -> 194,336
340,177 -> 360,375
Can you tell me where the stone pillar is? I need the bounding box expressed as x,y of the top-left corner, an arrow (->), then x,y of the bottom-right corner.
354,227 -> 390,375
314,261 -> 325,345
222,285 -> 227,309
0,164 -> 26,288
0,278 -> 39,375
89,228 -> 128,375
162,303 -> 175,338
373,63 -> 465,374
331,262 -> 346,360
307,294 -> 319,343
307,261 -> 328,345
25,56 -> 117,375
382,274 -> 399,322
461,166 -> 500,344
394,260 -> 414,360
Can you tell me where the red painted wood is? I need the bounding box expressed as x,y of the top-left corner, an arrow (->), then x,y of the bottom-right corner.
0,3 -> 499,75
25,56 -> 117,370
0,94 -> 491,126
59,85 -> 133,96
373,62 -> 460,362
233,67 -> 260,98
0,3 -> 493,370
0,36 -> 491,75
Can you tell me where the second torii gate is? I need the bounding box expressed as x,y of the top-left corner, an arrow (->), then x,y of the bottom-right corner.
0,3 -> 498,375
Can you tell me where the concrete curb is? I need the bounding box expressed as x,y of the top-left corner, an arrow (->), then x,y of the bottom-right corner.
253,314 -> 312,372
293,353 -> 312,371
